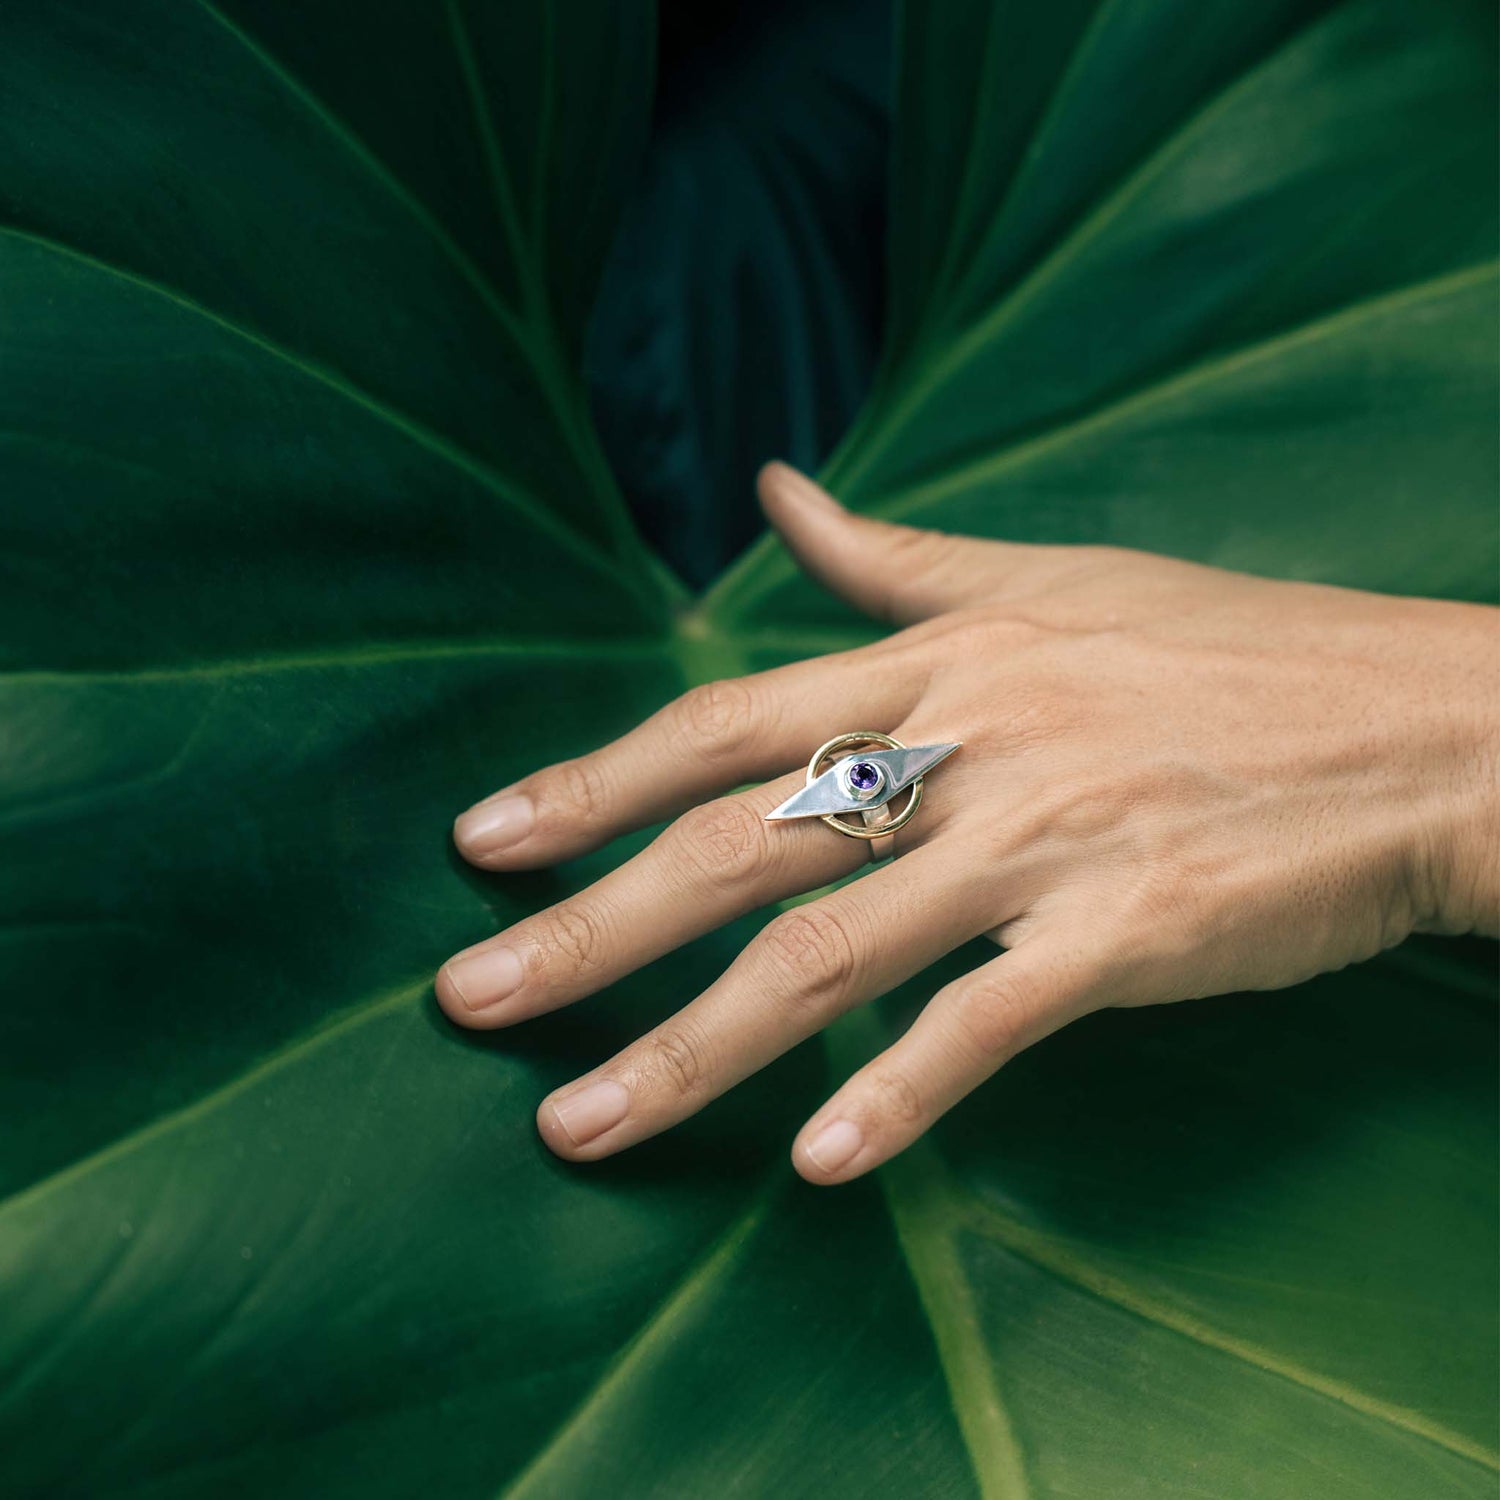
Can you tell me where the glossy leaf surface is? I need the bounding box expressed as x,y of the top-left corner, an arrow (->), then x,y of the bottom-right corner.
1,2 -> 1495,1496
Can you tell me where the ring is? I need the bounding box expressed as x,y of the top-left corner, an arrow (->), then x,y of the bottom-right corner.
763,732 -> 961,861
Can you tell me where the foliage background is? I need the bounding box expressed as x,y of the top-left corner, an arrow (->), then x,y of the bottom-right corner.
0,1 -> 1495,1496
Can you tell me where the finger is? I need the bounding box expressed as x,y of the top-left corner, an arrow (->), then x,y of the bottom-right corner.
791,938 -> 1110,1184
533,843 -> 996,1161
453,650 -> 925,869
758,460 -> 1071,625
437,771 -> 867,1027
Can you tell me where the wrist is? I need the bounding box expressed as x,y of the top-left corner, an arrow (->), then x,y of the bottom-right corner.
1407,605 -> 1500,938
1431,727 -> 1500,938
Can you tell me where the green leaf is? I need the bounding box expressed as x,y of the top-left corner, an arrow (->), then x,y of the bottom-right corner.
0,3 -> 1494,1498
707,0 -> 1499,625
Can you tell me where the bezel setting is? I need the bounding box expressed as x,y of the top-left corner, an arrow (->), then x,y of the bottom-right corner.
842,759 -> 886,801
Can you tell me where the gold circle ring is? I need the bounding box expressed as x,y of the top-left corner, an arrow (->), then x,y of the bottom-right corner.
805,731 -> 922,860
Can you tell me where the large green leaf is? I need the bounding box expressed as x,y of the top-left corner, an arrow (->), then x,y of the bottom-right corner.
1,3 -> 1494,1498
709,0 -> 1500,624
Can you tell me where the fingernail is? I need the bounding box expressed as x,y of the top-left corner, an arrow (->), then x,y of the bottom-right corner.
803,1119 -> 863,1175
454,793 -> 533,856
762,462 -> 846,516
441,945 -> 524,1013
548,1079 -> 631,1147
768,462 -> 843,515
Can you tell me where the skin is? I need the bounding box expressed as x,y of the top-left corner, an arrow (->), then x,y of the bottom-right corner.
436,462 -> 1500,1185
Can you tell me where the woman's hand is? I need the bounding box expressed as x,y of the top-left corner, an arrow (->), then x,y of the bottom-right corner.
436,463 -> 1499,1184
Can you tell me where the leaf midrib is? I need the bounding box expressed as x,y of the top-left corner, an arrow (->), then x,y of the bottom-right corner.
0,626 -> 884,686
958,1194 -> 1500,1473
830,1023 -> 1499,1491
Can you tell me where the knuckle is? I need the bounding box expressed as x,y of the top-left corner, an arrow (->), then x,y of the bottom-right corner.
868,1067 -> 926,1125
548,755 -> 612,825
539,901 -> 607,974
647,1023 -> 711,1099
676,679 -> 757,759
947,973 -> 1039,1061
675,797 -> 770,885
759,905 -> 861,1011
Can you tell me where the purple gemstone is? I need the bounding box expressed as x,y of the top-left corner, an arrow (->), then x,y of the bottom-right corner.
846,760 -> 881,792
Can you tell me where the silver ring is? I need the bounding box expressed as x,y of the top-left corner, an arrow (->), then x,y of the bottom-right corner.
762,732 -> 961,860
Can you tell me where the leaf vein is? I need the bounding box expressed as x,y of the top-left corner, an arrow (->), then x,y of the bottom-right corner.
873,259 -> 1499,520
839,0 -> 1351,490
0,976 -> 430,1223
0,225 -> 631,592
444,0 -> 535,296
0,635 -> 671,688
961,1197 -> 1500,1471
495,1186 -> 777,1500
192,0 -> 528,345
825,1010 -> 1031,1500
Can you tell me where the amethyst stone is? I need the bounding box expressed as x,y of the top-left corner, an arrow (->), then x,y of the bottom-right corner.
845,760 -> 882,794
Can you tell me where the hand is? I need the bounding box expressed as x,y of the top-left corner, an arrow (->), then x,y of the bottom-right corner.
436,463 -> 1499,1183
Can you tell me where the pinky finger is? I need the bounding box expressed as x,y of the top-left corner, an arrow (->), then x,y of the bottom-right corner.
792,939 -> 1110,1185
